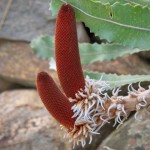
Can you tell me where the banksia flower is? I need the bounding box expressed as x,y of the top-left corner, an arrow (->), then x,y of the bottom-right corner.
37,3 -> 150,148
36,72 -> 75,129
55,3 -> 85,98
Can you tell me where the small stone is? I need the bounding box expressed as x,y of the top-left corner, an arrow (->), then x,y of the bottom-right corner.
0,89 -> 71,150
97,109 -> 150,150
86,54 -> 150,75
0,40 -> 57,87
0,0 -> 89,43
0,78 -> 20,93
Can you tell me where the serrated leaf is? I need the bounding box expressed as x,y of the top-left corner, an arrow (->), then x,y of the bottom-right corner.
84,71 -> 150,89
51,0 -> 150,50
91,0 -> 127,4
91,0 -> 150,8
123,0 -> 150,8
79,43 -> 143,64
31,36 -> 149,64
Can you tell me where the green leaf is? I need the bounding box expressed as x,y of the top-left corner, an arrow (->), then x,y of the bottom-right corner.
51,0 -> 150,50
50,0 -> 62,16
84,71 -> 150,89
79,43 -> 143,64
31,35 -> 149,64
31,35 -> 54,59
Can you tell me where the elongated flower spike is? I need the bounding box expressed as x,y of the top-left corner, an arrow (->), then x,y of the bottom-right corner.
36,71 -> 75,129
55,3 -> 85,98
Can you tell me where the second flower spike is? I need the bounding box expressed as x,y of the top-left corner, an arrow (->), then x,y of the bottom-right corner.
55,4 -> 85,99
36,72 -> 75,129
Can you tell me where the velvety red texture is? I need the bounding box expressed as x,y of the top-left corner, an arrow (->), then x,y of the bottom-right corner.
55,4 -> 85,99
36,72 -> 75,129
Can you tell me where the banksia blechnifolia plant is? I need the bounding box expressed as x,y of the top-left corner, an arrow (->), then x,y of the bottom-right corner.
36,3 -> 150,148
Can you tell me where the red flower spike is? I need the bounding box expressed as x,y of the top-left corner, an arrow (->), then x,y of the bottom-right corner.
36,71 -> 75,129
55,4 -> 85,98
